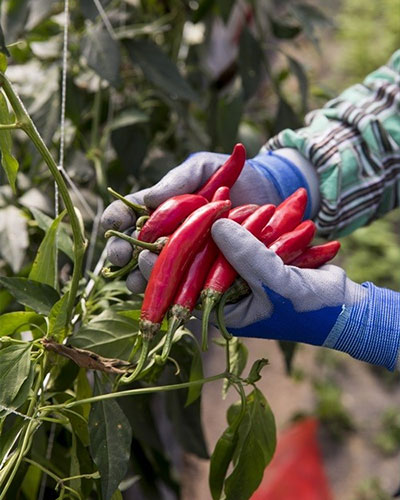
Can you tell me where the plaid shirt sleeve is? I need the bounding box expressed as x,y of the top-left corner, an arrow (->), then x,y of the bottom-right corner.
263,50 -> 400,238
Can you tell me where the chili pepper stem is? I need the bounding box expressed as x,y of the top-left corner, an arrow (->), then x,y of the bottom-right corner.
107,187 -> 149,215
105,230 -> 163,252
136,215 -> 150,230
201,292 -> 221,351
101,254 -> 138,279
157,315 -> 184,364
121,336 -> 150,384
216,292 -> 232,340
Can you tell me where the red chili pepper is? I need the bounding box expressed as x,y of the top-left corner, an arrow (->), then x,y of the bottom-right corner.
212,186 -> 230,201
138,194 -> 208,244
269,220 -> 316,264
158,203 -> 261,363
200,204 -> 275,350
259,188 -> 308,245
122,200 -> 232,383
196,143 -> 246,201
289,241 -> 341,268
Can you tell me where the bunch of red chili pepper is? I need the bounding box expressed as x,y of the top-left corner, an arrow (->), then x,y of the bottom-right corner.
103,144 -> 341,383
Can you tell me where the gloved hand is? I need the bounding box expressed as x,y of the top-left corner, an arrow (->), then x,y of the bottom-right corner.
210,219 -> 400,371
101,148 -> 319,292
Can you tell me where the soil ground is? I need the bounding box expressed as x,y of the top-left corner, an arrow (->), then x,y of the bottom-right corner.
181,327 -> 400,500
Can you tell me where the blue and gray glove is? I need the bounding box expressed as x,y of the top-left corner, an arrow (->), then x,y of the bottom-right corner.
211,218 -> 400,371
101,148 -> 320,292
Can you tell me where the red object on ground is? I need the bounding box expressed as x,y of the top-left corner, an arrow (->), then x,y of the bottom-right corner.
251,418 -> 333,500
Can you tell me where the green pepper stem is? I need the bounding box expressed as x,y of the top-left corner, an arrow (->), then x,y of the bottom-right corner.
201,294 -> 220,351
216,291 -> 233,340
136,215 -> 149,230
107,187 -> 149,215
102,254 -> 138,279
158,315 -> 183,363
105,229 -> 160,252
120,336 -> 150,384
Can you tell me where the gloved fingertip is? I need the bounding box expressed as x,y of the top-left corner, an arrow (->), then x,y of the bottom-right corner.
138,250 -> 158,280
106,236 -> 133,267
101,200 -> 135,231
126,270 -> 147,294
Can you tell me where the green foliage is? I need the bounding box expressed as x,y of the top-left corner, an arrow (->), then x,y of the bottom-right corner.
352,477 -> 392,500
313,379 -> 355,440
340,209 -> 400,289
337,0 -> 400,83
374,407 -> 400,456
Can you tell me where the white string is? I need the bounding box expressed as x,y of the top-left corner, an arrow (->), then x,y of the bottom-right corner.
56,0 -> 70,218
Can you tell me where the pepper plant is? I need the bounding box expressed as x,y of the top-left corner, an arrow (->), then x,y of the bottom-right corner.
0,1 -> 329,498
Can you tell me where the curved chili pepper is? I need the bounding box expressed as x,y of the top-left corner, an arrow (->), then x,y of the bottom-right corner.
269,220 -> 316,263
121,200 -> 231,384
212,186 -> 231,201
105,194 -> 208,279
201,204 -> 275,351
196,143 -> 246,200
138,194 -> 208,243
289,241 -> 341,268
158,203 -> 260,363
259,187 -> 308,245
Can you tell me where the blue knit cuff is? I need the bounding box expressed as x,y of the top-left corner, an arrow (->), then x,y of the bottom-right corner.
249,151 -> 312,219
323,282 -> 400,371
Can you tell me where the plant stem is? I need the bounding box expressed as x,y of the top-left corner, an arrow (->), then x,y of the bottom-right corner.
0,73 -> 87,326
0,122 -> 19,130
23,458 -> 81,499
41,372 -> 227,410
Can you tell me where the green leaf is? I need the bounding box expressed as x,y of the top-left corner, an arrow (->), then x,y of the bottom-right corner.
0,344 -> 32,408
0,206 -> 29,273
269,17 -> 302,39
192,0 -> 215,23
125,39 -> 199,102
185,346 -> 204,407
224,389 -> 276,500
216,90 -> 243,151
81,23 -> 121,87
0,363 -> 34,416
278,340 -> 298,374
273,96 -> 302,135
290,3 -> 330,49
1,0 -> 29,45
108,108 -> 149,131
209,426 -> 238,500
245,358 -> 269,384
48,293 -> 69,340
287,55 -> 308,113
21,464 -> 41,499
0,277 -> 59,315
216,0 -> 234,22
0,311 -> 42,337
238,27 -> 264,100
29,210 -> 66,288
0,21 -> 10,57
222,338 -> 248,398
0,415 -> 25,465
69,310 -> 138,360
111,124 -> 148,176
89,378 -> 132,500
0,92 -> 18,192
0,53 -> 7,73
30,207 -> 74,260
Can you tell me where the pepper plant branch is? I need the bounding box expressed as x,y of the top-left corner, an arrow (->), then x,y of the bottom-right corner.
40,372 -> 227,411
0,73 -> 87,326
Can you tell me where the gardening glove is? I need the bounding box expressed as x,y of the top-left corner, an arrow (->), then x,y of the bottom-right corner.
101,148 -> 320,291
210,218 -> 400,371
